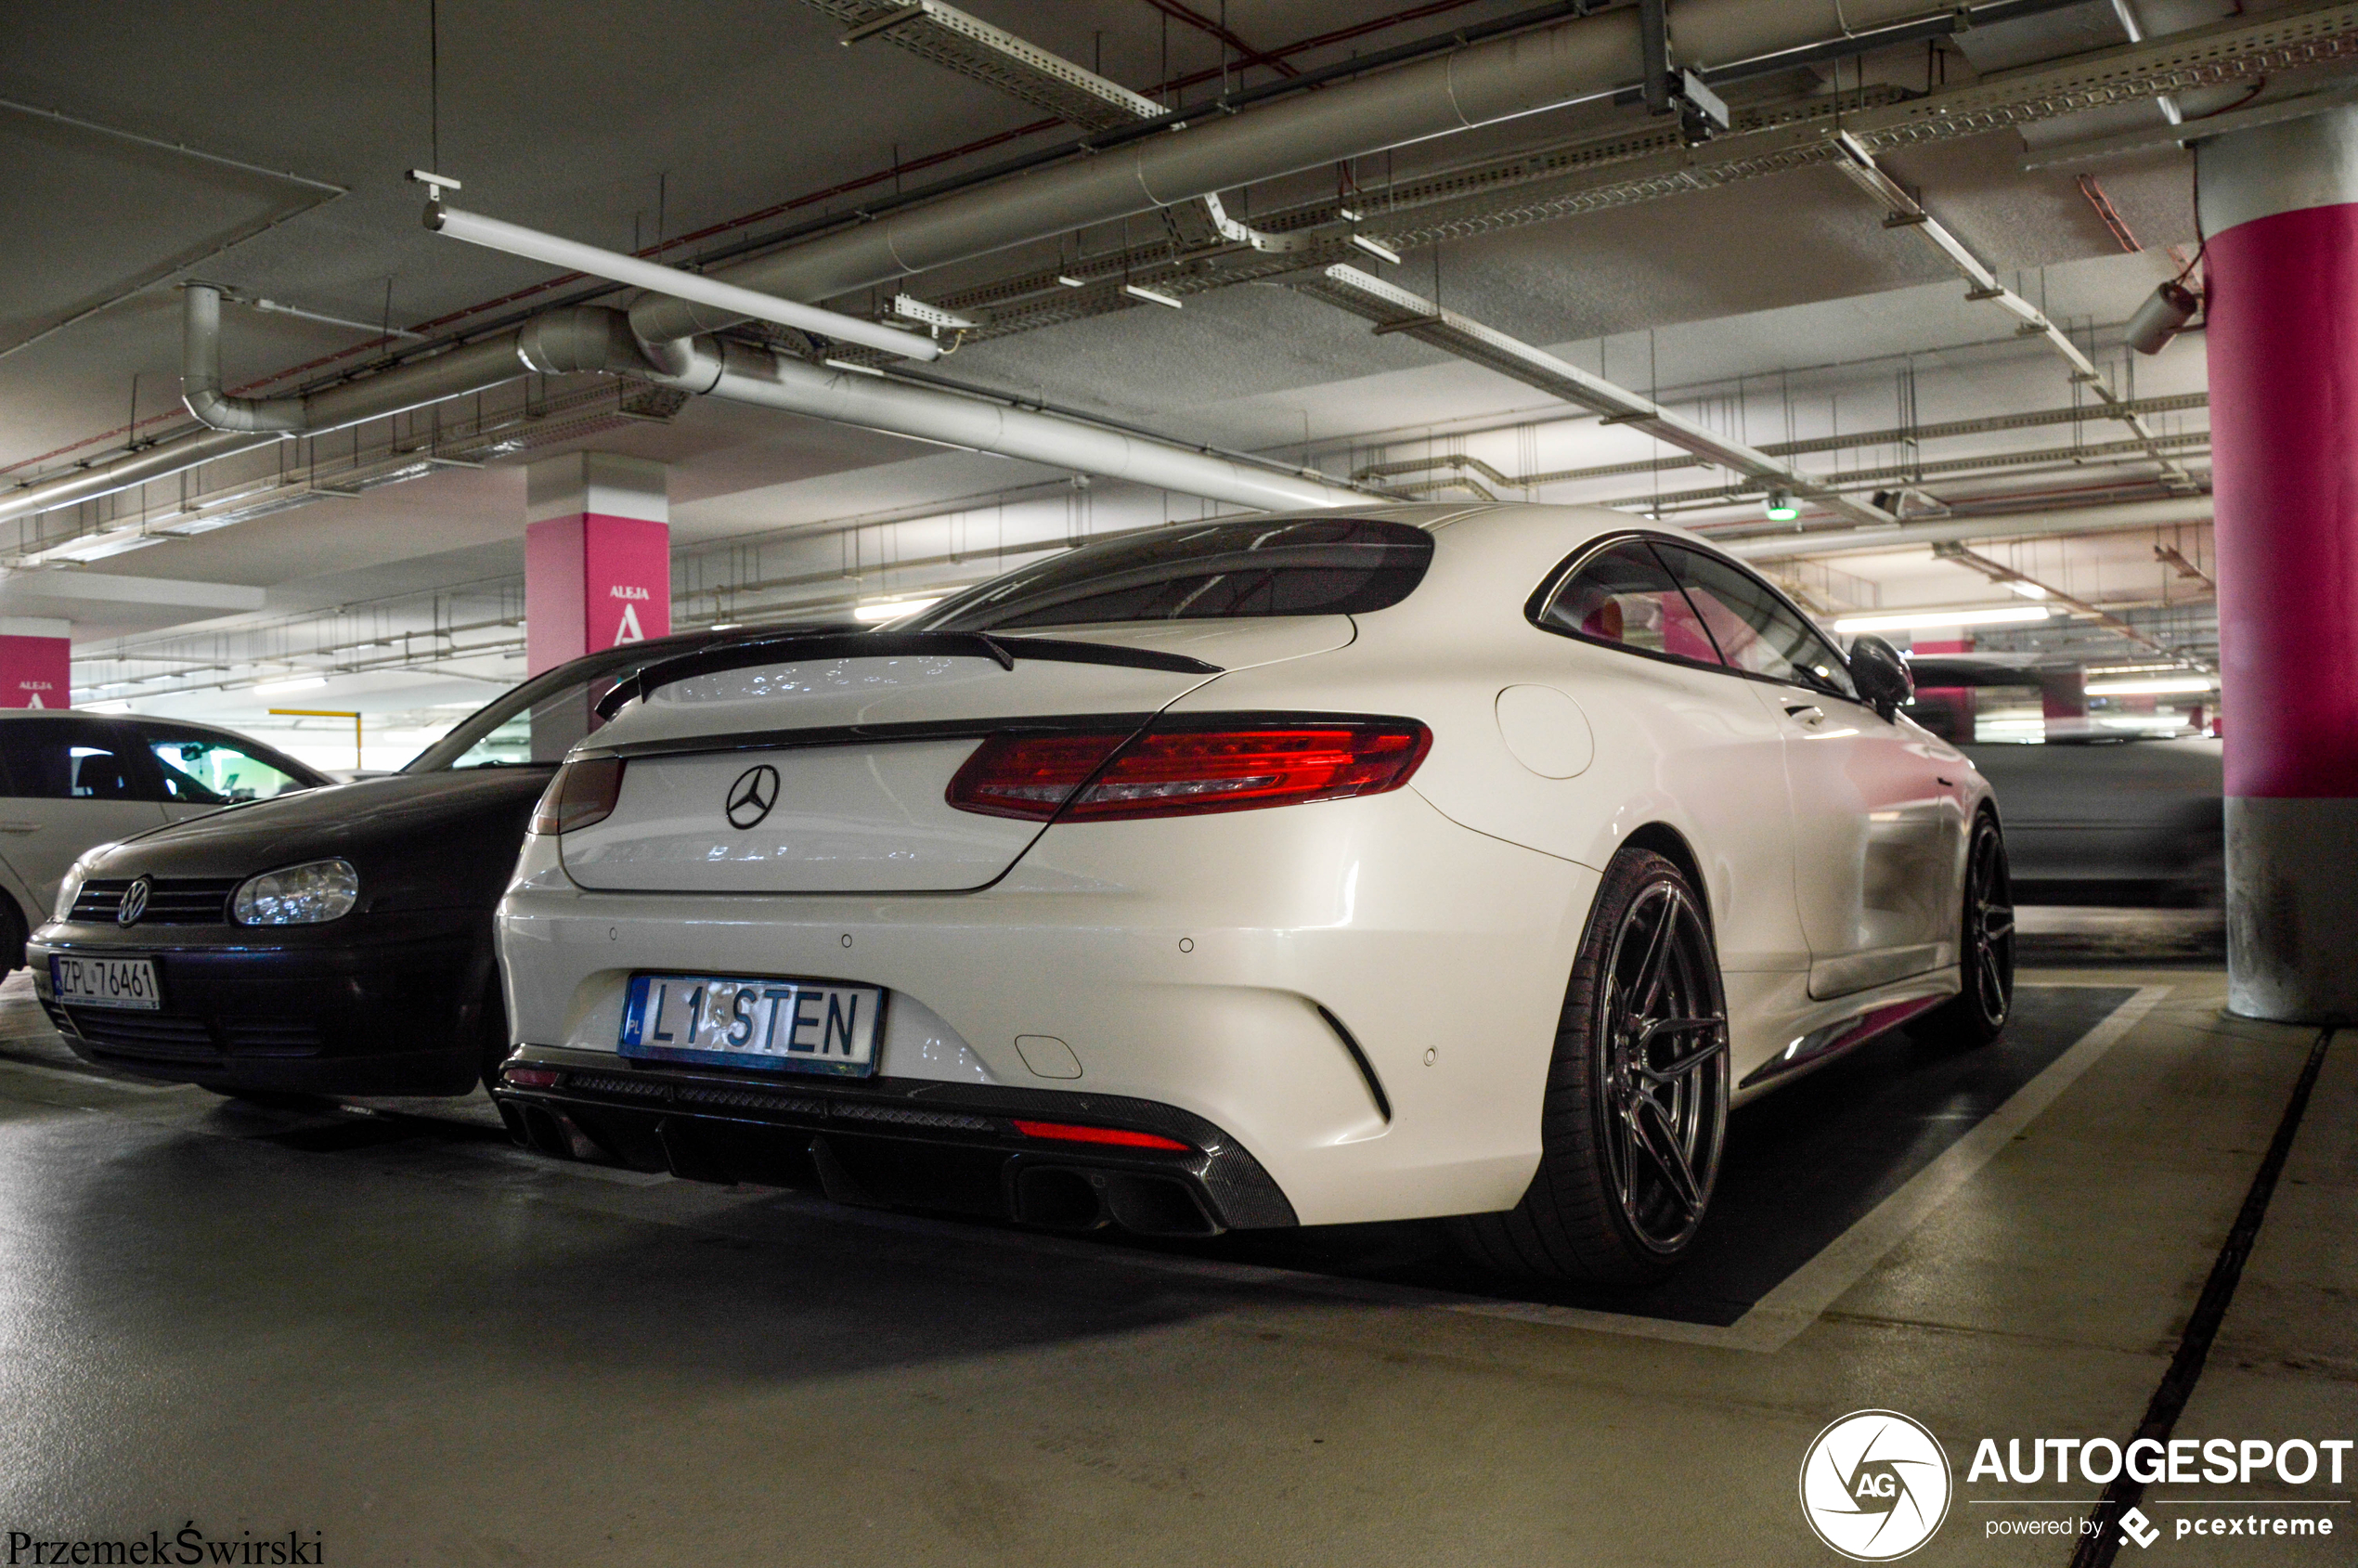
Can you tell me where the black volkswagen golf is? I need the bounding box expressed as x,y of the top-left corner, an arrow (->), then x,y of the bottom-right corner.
31,626 -> 836,1096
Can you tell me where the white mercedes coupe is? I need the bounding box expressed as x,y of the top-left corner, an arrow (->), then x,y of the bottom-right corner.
490,504 -> 2014,1282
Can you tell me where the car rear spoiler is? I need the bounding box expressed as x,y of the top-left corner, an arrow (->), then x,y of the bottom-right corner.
594,631 -> 1223,719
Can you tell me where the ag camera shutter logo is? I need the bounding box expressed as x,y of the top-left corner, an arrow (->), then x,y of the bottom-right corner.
1799,1409 -> 1953,1561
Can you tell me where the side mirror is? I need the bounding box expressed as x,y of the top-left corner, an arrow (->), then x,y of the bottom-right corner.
1848,634 -> 1914,720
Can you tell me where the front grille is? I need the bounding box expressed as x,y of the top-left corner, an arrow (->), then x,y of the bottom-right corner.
64,1007 -> 222,1063
216,1018 -> 323,1057
71,877 -> 241,925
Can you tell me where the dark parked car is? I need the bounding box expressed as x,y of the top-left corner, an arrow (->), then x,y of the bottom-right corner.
29,626 -> 842,1095
1905,654 -> 2222,906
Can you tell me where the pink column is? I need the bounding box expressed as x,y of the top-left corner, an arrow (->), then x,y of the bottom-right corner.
524,452 -> 670,677
0,618 -> 71,709
2199,108 -> 2358,1020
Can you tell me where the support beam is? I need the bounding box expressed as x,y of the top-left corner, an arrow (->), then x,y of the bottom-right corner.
1931,541 -> 2204,667
1827,133 -> 2196,489
1295,266 -> 1896,527
1717,496 -> 2214,560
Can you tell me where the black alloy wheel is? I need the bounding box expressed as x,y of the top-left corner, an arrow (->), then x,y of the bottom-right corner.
1913,810 -> 2015,1048
1451,847 -> 1730,1284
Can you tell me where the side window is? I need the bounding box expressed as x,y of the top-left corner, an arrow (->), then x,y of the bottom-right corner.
140,732 -> 309,803
0,721 -> 158,800
1655,544 -> 1859,700
1535,539 -> 1723,667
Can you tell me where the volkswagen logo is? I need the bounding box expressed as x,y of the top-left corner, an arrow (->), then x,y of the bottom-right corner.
116,877 -> 151,927
725,765 -> 780,830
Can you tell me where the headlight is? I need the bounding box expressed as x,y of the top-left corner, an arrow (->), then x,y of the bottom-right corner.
232,859 -> 359,926
52,855 -> 99,924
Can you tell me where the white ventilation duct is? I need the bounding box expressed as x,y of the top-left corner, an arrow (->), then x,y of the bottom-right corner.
518,307 -> 1361,512
625,0 -> 1973,343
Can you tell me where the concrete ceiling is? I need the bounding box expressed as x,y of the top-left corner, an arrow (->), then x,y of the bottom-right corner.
1,0 -> 2302,762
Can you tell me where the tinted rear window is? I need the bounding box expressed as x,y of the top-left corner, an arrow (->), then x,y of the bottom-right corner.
913,518 -> 1434,632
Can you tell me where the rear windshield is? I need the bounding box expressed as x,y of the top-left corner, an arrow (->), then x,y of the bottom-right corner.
912,517 -> 1434,632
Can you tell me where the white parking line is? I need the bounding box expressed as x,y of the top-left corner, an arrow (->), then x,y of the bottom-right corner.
940,982 -> 2176,1354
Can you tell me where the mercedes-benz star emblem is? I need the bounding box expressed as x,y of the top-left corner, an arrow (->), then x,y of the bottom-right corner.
725,765 -> 780,830
116,877 -> 150,927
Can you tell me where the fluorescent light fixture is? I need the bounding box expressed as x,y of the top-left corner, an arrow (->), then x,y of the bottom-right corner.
2085,662 -> 2180,676
253,676 -> 329,695
316,456 -> 476,497
157,489 -> 336,536
2086,676 -> 2216,695
428,202 -> 940,361
1762,489 -> 1800,522
19,527 -> 168,564
1833,606 -> 2052,634
853,597 -> 943,624
1337,205 -> 1363,223
1122,283 -> 1183,309
1347,234 -> 1402,265
708,622 -> 740,631
1056,274 -> 1087,289
2005,580 -> 2049,600
822,357 -> 887,377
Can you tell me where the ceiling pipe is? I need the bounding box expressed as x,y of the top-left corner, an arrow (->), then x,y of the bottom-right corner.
518,307 -> 1361,512
181,284 -> 304,433
624,0 -> 1984,345
424,202 -> 943,363
0,299 -> 533,526
1716,496 -> 2214,560
2,0 -> 2043,528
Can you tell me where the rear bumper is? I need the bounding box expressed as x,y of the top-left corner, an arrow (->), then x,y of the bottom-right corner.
498,787 -> 1600,1226
28,922 -> 496,1095
493,1044 -> 1294,1236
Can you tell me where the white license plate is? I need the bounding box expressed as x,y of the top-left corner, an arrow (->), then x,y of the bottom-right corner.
51,954 -> 162,1011
619,974 -> 884,1077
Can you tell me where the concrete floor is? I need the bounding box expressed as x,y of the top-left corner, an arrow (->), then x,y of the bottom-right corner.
0,964 -> 2345,1567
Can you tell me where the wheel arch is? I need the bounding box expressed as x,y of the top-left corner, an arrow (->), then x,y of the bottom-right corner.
1616,821 -> 1713,936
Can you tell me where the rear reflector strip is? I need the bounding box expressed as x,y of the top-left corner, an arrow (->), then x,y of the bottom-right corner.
1012,1119 -> 1192,1151
948,719 -> 1431,823
503,1067 -> 563,1089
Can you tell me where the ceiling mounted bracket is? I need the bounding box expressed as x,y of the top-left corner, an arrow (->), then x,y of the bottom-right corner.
1637,1 -> 1729,145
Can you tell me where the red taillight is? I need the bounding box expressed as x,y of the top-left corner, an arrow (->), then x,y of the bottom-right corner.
947,720 -> 1430,823
1012,1119 -> 1191,1151
943,732 -> 1130,820
530,756 -> 625,835
503,1066 -> 561,1088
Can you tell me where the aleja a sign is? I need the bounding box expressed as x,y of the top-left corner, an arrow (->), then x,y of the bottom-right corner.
0,632 -> 71,709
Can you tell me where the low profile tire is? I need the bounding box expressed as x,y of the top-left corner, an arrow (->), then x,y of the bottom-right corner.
0,896 -> 25,977
1912,810 -> 2015,1049
1450,848 -> 1730,1285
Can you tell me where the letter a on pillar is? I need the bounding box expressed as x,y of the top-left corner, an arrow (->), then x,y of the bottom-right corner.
525,452 -> 670,677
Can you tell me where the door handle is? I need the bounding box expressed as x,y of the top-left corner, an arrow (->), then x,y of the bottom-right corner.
0,822 -> 41,834
1783,704 -> 1824,724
